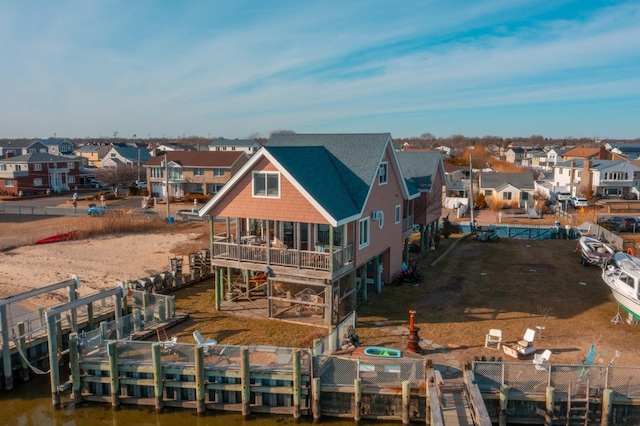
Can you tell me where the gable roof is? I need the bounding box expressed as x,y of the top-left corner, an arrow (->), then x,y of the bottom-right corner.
0,152 -> 79,163
201,133 -> 415,226
209,138 -> 260,147
38,138 -> 72,146
107,147 -> 152,162
396,151 -> 444,192
0,139 -> 41,148
479,172 -> 535,190
562,147 -> 600,158
144,151 -> 249,167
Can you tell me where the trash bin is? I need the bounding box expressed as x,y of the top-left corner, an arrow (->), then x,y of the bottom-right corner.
167,217 -> 175,224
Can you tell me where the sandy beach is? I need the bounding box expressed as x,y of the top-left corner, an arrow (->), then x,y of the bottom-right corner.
0,231 -> 203,311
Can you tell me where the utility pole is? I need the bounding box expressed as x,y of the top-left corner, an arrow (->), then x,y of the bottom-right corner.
165,153 -> 170,219
469,154 -> 475,231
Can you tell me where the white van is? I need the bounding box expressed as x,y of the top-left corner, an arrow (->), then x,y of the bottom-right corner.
556,192 -> 571,201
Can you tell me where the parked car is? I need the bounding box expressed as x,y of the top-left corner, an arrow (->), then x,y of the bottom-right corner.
599,216 -> 624,231
570,197 -> 589,208
177,207 -> 202,221
87,204 -> 111,216
619,217 -> 638,233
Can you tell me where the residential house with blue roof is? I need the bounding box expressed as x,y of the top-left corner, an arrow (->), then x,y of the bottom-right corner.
199,133 -> 420,327
396,151 -> 446,253
101,146 -> 152,182
39,138 -> 74,156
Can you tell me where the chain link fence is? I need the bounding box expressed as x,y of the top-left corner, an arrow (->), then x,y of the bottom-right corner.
315,354 -> 424,388
474,361 -> 640,398
312,311 -> 357,355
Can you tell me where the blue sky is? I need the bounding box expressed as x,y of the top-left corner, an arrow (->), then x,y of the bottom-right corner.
1,1 -> 639,140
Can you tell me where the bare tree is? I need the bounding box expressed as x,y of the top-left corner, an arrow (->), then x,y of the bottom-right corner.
420,132 -> 436,140
92,166 -> 138,197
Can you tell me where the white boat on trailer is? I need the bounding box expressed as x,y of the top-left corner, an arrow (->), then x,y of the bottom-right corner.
602,251 -> 640,321
578,236 -> 615,266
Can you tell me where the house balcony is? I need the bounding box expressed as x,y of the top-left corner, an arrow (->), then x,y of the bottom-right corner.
211,239 -> 354,279
402,215 -> 416,238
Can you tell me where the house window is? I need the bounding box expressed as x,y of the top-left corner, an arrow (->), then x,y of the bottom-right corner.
68,176 -> 75,183
485,190 -> 493,196
34,163 -> 42,171
213,168 -> 225,177
193,168 -> 204,176
168,167 -> 183,180
5,179 -> 13,187
252,172 -> 280,198
317,224 -> 342,245
359,217 -> 370,249
378,163 -> 388,185
15,165 -> 21,171
395,205 -> 401,224
503,192 -> 512,200
195,184 -> 203,192
67,162 -> 75,169
522,192 -> 529,200
150,167 -> 164,179
0,164 -> 5,171
33,178 -> 42,187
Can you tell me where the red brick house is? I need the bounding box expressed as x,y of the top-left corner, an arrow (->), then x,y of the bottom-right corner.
0,152 -> 82,195
199,133 -> 420,327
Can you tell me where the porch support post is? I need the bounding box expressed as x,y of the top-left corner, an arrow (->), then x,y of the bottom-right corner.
0,305 -> 13,390
214,268 -> 221,311
329,225 -> 334,272
265,220 -> 271,265
404,237 -> 409,264
374,256 -> 381,293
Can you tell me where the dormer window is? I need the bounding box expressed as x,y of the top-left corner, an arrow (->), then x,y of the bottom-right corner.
378,162 -> 388,185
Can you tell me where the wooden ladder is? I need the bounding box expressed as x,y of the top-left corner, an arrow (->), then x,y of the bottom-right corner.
157,326 -> 169,342
566,379 -> 590,426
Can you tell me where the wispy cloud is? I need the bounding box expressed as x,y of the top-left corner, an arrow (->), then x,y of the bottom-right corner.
1,1 -> 639,139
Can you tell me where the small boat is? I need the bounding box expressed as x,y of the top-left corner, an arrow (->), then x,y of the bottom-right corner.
602,252 -> 640,320
363,347 -> 402,358
578,236 -> 615,266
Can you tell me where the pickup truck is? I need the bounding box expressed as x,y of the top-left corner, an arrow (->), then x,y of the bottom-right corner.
176,207 -> 202,221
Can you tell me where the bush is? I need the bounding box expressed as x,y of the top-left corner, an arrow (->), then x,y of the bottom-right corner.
441,214 -> 453,239
475,193 -> 487,210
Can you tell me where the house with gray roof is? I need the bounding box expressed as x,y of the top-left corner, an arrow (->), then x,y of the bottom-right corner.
0,152 -> 82,195
39,138 -> 74,156
479,172 -> 535,208
199,133 -> 420,327
0,139 -> 48,158
553,158 -> 640,199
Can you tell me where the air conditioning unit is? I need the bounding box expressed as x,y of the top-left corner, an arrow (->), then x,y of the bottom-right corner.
371,210 -> 383,220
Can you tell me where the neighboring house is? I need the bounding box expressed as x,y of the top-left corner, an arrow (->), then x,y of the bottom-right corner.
199,133 -> 420,327
522,149 -> 546,169
562,146 -> 608,162
396,151 -> 446,251
101,146 -> 152,182
155,143 -> 198,152
479,172 -> 535,208
208,138 -> 262,155
74,145 -> 111,168
443,161 -> 466,198
433,146 -> 454,158
553,158 -> 640,198
505,147 -> 525,166
545,147 -> 569,169
39,138 -> 74,156
144,151 -> 250,198
606,142 -> 640,161
0,140 -> 48,157
0,152 -> 82,195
